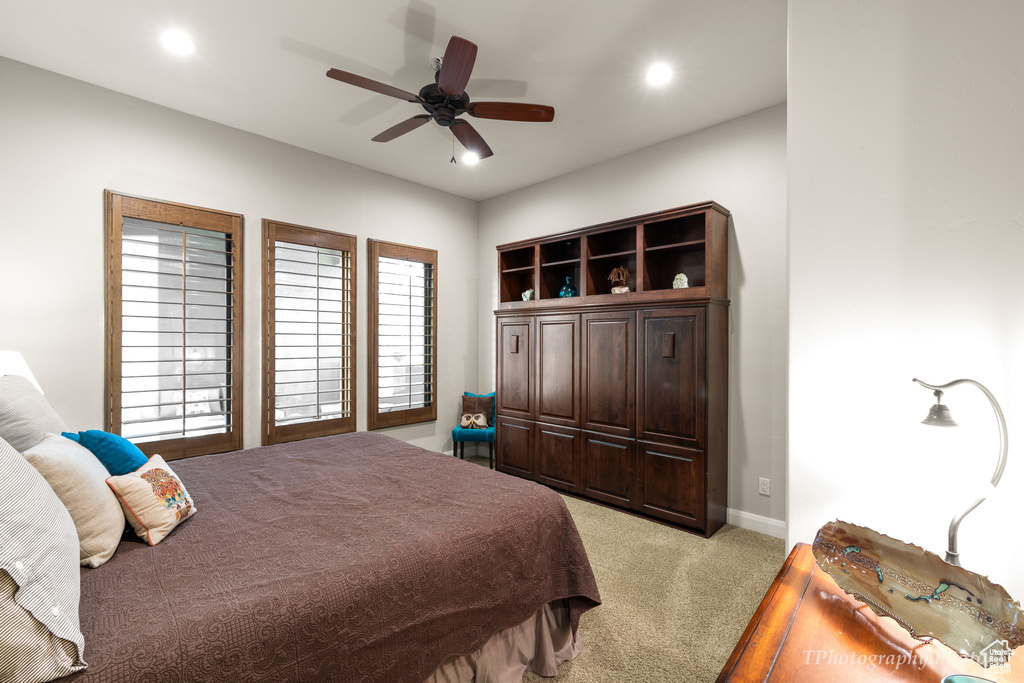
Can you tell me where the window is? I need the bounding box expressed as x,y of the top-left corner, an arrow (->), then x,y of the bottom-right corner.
367,240 -> 437,429
104,191 -> 243,460
262,221 -> 356,444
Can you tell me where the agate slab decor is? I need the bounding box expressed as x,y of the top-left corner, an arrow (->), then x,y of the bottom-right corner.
812,520 -> 1024,667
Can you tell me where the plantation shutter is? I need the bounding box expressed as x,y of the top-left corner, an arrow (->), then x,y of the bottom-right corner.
368,240 -> 438,429
106,192 -> 243,460
262,221 -> 356,445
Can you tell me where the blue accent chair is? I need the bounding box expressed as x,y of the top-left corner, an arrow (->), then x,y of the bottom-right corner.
452,391 -> 496,469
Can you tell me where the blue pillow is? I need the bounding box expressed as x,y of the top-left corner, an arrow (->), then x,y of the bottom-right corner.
62,430 -> 148,476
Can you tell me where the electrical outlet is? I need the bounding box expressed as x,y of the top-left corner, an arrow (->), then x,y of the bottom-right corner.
758,477 -> 771,496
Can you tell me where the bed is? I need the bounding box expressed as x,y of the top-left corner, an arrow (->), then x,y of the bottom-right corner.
65,431 -> 601,682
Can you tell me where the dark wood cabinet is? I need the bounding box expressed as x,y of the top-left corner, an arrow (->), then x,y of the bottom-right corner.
637,308 -> 705,449
580,430 -> 636,509
496,317 -> 533,420
496,416 -> 533,479
581,311 -> 634,437
535,314 -> 580,427
535,424 -> 580,492
495,201 -> 729,537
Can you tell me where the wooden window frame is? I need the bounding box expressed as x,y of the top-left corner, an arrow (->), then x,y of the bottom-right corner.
104,190 -> 244,461
367,239 -> 438,430
262,220 -> 357,445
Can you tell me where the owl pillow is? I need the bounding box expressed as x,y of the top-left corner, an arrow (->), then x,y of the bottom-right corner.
106,455 -> 196,546
460,395 -> 493,428
460,412 -> 489,429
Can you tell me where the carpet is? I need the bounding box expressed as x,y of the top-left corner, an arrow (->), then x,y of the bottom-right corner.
462,455 -> 786,682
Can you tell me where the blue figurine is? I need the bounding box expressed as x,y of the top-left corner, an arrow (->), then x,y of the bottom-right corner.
558,276 -> 578,297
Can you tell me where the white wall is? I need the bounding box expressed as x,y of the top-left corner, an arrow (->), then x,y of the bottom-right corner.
478,105 -> 788,529
0,57 -> 479,453
789,2 -> 1024,595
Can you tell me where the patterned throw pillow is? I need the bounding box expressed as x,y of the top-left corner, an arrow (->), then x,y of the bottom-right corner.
459,413 -> 489,429
106,455 -> 196,546
461,395 -> 494,427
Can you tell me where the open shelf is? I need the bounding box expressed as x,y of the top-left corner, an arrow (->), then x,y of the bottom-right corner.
502,264 -> 536,274
644,247 -> 706,291
587,249 -> 636,262
541,258 -> 581,268
588,254 -> 636,296
645,239 -> 704,253
500,246 -> 534,271
644,214 -> 705,249
540,264 -> 581,300
588,226 -> 636,257
540,238 -> 580,265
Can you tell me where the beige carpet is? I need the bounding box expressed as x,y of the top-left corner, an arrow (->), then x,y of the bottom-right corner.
463,456 -> 785,682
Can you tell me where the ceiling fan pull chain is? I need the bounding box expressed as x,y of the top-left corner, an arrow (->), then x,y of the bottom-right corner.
450,131 -> 457,164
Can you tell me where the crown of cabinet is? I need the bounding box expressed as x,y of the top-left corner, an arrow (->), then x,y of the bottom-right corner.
497,201 -> 730,309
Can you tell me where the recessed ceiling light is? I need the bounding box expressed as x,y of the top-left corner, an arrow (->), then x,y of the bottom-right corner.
160,29 -> 196,56
461,152 -> 480,166
644,63 -> 673,87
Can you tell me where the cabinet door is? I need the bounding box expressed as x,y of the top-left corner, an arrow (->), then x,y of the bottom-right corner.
496,317 -> 533,420
496,416 -> 534,479
535,314 -> 580,427
580,430 -> 636,509
637,440 -> 706,529
637,308 -> 706,448
581,311 -> 635,437
534,424 -> 580,492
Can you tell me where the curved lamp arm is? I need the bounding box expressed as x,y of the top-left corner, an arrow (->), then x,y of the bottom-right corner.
912,378 -> 1008,566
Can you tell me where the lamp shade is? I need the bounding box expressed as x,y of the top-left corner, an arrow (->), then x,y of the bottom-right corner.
0,350 -> 43,394
922,402 -> 957,427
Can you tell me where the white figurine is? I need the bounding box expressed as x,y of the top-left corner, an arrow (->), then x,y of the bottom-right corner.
522,288 -> 535,301
672,273 -> 689,289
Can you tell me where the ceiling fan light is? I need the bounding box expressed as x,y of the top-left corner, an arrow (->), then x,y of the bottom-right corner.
461,152 -> 480,165
160,29 -> 196,56
645,62 -> 673,86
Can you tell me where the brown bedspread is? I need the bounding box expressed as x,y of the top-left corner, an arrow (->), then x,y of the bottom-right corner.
69,432 -> 600,682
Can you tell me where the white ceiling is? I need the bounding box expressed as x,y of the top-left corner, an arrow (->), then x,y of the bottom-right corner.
0,0 -> 787,201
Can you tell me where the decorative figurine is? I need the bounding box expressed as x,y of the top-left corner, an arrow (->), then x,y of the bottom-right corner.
558,276 -> 578,298
521,288 -> 534,301
672,273 -> 689,289
608,266 -> 632,294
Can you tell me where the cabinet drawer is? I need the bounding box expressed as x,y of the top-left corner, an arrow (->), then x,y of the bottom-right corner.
580,430 -> 636,510
534,423 -> 580,492
637,440 -> 705,529
496,416 -> 534,480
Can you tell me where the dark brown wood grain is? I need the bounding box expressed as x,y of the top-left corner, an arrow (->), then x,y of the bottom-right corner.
535,314 -> 580,427
493,202 -> 729,536
366,239 -> 438,430
104,190 -> 243,461
580,430 -> 636,509
718,544 -> 1024,682
496,317 -> 533,420
262,220 -> 357,446
496,416 -> 534,479
534,424 -> 580,492
580,311 -> 635,437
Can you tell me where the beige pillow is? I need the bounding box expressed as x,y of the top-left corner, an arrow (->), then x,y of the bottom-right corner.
106,455 -> 196,546
0,375 -> 66,452
23,435 -> 125,568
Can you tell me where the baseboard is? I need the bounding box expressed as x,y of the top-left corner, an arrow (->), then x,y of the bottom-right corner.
727,508 -> 787,539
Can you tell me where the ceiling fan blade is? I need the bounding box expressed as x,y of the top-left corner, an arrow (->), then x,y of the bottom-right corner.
468,102 -> 555,122
437,36 -> 477,96
371,115 -> 431,142
452,120 -> 493,159
326,68 -> 420,102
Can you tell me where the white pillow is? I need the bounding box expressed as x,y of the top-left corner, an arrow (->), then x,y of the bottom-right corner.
0,375 -> 66,452
0,435 -> 87,681
23,435 -> 126,568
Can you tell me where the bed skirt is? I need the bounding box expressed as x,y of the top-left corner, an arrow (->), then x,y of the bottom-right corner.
426,599 -> 581,682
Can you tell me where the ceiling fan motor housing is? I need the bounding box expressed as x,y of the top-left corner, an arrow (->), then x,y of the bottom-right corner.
418,83 -> 470,127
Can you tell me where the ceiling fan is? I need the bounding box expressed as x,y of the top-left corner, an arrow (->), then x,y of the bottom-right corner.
326,36 -> 554,161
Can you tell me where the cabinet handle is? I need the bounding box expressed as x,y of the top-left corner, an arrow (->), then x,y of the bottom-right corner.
510,334 -> 519,353
589,438 -> 627,450
648,450 -> 693,463
663,333 -> 675,358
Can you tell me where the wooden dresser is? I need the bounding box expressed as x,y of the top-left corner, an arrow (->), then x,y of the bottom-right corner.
719,544 -> 1023,682
494,201 -> 729,536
